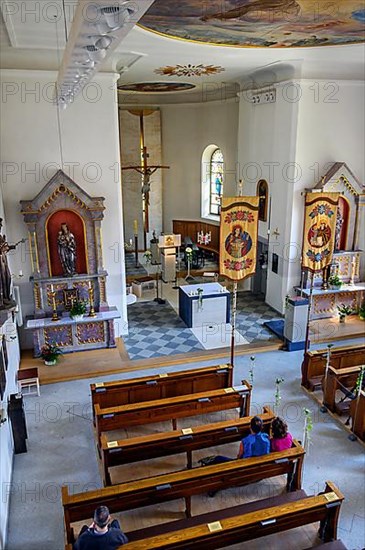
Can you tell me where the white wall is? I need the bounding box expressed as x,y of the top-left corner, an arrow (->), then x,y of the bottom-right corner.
0,70 -> 128,344
237,82 -> 300,312
161,99 -> 239,231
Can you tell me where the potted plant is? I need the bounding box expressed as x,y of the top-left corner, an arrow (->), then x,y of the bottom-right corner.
337,303 -> 353,323
40,343 -> 63,366
328,274 -> 342,290
70,300 -> 87,321
358,303 -> 365,321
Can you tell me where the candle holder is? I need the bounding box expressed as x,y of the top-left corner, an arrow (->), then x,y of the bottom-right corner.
88,285 -> 97,317
50,291 -> 59,321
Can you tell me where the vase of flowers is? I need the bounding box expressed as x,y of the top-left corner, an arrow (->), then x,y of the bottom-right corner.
70,300 -> 87,321
358,303 -> 365,321
337,304 -> 353,323
328,274 -> 342,290
40,343 -> 63,366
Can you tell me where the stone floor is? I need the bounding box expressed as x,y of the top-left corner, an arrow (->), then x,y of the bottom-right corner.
6,340 -> 365,550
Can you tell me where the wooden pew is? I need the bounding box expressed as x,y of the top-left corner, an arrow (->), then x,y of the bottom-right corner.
91,364 -> 233,423
101,406 -> 274,486
301,344 -> 365,391
95,384 -> 251,451
123,481 -> 343,549
349,389 -> 365,442
62,439 -> 305,545
322,366 -> 361,414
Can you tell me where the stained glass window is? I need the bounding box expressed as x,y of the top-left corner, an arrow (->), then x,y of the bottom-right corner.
209,148 -> 224,215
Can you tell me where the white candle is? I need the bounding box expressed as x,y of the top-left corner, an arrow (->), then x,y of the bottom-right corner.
88,280 -> 92,289
50,284 -> 54,292
19,270 -> 23,277
133,219 -> 138,234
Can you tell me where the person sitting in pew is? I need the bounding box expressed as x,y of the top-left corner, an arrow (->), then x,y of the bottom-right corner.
270,417 -> 293,452
74,505 -> 128,550
200,416 -> 270,466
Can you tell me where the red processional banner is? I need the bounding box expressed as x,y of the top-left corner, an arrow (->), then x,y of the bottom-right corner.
219,196 -> 259,281
302,192 -> 339,273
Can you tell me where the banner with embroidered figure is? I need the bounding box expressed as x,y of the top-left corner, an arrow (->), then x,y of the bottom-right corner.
220,197 -> 259,281
302,193 -> 339,273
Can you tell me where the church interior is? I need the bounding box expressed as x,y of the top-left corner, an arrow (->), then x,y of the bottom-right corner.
0,1 -> 364,549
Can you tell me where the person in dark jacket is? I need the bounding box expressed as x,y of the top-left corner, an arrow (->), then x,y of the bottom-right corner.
74,505 -> 128,550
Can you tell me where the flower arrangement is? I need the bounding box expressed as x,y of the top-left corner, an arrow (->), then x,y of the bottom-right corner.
274,377 -> 284,411
249,356 -> 255,386
328,274 -> 342,288
185,247 -> 193,262
143,250 -> 152,264
337,303 -> 353,322
40,343 -> 63,365
303,408 -> 313,452
70,300 -> 87,319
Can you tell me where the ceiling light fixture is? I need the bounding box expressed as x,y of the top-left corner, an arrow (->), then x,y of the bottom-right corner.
55,0 -> 155,108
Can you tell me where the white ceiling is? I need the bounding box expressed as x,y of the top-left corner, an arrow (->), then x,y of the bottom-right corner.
0,0 -> 364,104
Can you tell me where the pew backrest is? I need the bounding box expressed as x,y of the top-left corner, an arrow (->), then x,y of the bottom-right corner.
91,364 -> 233,421
100,406 -> 275,485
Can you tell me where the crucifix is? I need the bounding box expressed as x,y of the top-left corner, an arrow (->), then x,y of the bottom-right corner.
121,112 -> 169,249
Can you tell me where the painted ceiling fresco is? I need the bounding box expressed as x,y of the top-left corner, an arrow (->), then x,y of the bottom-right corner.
139,0 -> 365,48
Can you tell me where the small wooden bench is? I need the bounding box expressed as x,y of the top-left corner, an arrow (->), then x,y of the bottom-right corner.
301,344 -> 365,391
62,439 -> 305,545
95,384 -> 251,451
91,364 -> 233,423
101,406 -> 274,486
123,481 -> 343,549
322,365 -> 361,414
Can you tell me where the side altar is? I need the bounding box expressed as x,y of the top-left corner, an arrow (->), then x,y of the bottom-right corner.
21,170 -> 120,356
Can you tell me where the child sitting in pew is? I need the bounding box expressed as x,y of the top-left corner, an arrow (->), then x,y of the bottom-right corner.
74,505 -> 128,550
270,416 -> 293,452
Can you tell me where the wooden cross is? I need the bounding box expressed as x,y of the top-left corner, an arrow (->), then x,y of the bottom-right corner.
122,146 -> 169,245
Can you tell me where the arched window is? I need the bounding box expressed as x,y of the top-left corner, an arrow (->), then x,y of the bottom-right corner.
201,145 -> 224,219
209,148 -> 224,215
257,179 -> 268,222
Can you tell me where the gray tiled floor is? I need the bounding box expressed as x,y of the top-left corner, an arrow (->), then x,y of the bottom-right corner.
123,292 -> 281,360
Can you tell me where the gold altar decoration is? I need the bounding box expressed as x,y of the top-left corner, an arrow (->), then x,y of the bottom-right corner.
88,281 -> 96,317
219,196 -> 259,281
302,192 -> 339,273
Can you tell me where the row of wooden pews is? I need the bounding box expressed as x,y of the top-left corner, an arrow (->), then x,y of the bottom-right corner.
62,363 -> 347,549
63,481 -> 344,549
302,343 -> 365,442
301,343 -> 365,391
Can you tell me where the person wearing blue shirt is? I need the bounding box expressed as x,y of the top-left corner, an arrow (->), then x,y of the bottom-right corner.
237,416 -> 271,458
74,506 -> 128,550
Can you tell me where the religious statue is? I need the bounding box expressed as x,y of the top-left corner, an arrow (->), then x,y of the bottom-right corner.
0,218 -> 25,309
334,208 -> 344,251
57,223 -> 77,277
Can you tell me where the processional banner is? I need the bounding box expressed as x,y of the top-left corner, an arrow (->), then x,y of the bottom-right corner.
220,197 -> 259,281
302,192 -> 339,273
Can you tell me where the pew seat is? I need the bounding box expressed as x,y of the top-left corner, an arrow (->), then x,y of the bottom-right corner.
123,481 -> 343,549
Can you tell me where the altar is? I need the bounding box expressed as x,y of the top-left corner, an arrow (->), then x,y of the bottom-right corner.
21,170 -> 120,357
179,283 -> 230,328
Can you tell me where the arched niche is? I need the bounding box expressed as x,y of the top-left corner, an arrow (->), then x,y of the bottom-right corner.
46,210 -> 88,276
334,196 -> 350,252
257,179 -> 268,222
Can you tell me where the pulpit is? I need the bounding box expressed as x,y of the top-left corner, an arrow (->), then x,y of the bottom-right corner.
21,170 -> 120,356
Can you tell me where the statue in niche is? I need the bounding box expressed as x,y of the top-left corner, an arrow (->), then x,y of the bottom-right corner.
334,208 -> 344,252
0,218 -> 25,309
57,223 -> 77,277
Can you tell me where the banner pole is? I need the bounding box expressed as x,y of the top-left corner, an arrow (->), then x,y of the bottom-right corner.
230,281 -> 238,368
304,271 -> 314,354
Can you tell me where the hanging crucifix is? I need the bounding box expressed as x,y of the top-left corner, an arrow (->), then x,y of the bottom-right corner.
121,112 -> 169,249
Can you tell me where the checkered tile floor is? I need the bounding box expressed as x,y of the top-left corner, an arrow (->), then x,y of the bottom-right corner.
123,291 -> 281,360
125,252 -> 148,277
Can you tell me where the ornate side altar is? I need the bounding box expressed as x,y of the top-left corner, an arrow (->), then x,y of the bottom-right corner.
297,163 -> 365,320
21,170 -> 120,356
